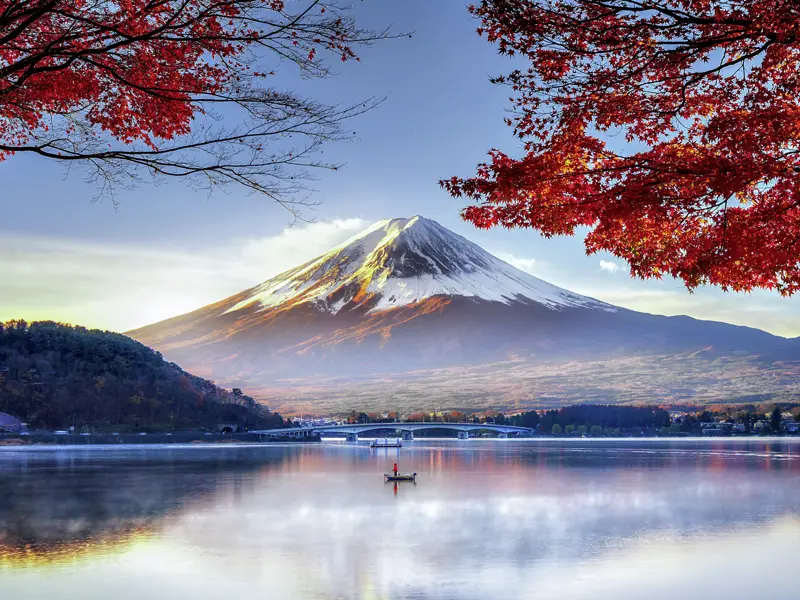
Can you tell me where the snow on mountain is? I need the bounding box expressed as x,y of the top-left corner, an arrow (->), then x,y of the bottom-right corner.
223,216 -> 614,315
127,214 -> 800,412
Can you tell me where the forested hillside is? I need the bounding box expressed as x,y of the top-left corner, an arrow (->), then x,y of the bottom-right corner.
0,320 -> 284,431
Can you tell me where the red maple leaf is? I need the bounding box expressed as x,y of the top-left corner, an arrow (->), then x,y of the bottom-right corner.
0,0 -> 396,203
443,0 -> 800,295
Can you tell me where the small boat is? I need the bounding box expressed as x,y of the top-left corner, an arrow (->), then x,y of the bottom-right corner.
371,438 -> 402,448
384,472 -> 417,482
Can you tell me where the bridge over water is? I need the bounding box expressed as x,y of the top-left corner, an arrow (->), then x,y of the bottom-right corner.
252,422 -> 534,441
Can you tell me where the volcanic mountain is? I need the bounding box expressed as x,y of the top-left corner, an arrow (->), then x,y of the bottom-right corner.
129,216 -> 800,412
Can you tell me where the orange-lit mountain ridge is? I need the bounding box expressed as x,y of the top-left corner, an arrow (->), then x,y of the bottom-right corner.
222,216 -> 612,315
128,217 -> 800,408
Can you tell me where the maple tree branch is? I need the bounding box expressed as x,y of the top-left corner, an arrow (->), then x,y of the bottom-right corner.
447,0 -> 800,294
0,0 -> 409,207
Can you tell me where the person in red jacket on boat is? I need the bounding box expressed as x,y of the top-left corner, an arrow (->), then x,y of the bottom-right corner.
392,462 -> 399,476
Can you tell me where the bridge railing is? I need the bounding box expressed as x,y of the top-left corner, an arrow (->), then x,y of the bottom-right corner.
252,422 -> 534,436
310,422 -> 530,429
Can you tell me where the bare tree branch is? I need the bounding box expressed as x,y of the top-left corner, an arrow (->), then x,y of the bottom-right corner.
0,0 -> 408,210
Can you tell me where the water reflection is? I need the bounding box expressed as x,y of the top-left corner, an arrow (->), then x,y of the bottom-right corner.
1,440 -> 799,599
0,446 -> 296,566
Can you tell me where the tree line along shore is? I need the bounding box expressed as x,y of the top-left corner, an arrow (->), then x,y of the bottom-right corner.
328,404 -> 800,438
3,321 -> 799,441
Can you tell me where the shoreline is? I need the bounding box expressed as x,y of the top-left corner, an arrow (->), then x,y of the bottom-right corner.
2,435 -> 798,450
0,431 -> 320,447
0,441 -> 321,451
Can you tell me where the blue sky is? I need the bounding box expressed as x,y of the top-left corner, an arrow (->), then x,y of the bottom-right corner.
1,1 -> 798,336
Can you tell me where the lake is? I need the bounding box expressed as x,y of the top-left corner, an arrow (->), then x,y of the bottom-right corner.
1,439 -> 800,599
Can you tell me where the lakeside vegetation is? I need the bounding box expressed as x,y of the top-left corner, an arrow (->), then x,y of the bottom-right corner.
335,406 -> 669,436
2,320 -> 797,439
0,321 -> 286,432
335,404 -> 800,437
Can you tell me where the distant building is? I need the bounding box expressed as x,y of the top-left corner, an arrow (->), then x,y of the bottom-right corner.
784,420 -> 800,433
0,412 -> 27,434
670,412 -> 688,423
701,422 -> 733,436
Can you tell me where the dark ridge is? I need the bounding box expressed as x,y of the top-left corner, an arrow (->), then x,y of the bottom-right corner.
0,320 -> 284,431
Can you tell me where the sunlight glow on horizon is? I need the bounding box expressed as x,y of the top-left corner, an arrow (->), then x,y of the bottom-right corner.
1,218 -> 798,337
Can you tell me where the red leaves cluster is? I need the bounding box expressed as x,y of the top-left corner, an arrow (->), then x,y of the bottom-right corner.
0,1 -> 366,156
444,1 -> 800,295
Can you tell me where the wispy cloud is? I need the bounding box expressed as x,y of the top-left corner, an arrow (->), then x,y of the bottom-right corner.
479,250 -> 798,337
491,251 -> 538,275
2,219 -> 798,338
568,284 -> 800,337
599,260 -> 621,274
0,218 -> 368,332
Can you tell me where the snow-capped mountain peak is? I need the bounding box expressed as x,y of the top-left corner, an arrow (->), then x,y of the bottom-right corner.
223,216 -> 613,315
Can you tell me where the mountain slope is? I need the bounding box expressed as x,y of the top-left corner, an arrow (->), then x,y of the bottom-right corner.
128,217 -> 800,411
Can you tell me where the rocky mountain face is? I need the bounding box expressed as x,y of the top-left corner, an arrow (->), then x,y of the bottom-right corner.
128,217 -> 800,412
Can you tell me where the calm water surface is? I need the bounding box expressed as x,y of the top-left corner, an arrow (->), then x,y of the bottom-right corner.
1,439 -> 800,599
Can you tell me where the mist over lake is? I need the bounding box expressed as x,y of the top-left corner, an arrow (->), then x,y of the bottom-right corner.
2,439 -> 799,600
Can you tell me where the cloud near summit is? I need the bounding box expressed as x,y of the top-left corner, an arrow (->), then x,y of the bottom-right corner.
599,260 -> 621,274
0,218 -> 369,332
1,216 -> 798,338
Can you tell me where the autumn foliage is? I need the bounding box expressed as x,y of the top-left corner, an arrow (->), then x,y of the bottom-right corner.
443,1 -> 800,294
0,320 -> 285,430
0,0 -> 391,204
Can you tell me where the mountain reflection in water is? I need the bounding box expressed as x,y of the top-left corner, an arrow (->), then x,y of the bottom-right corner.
0,446 -> 293,565
1,440 -> 799,600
